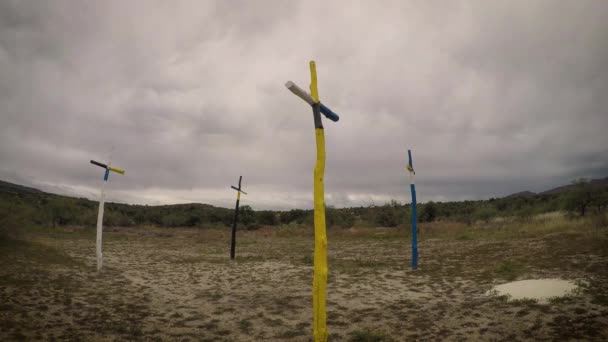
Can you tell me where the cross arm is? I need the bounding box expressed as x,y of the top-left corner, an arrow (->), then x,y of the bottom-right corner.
90,160 -> 126,175
407,150 -> 415,174
231,185 -> 247,195
285,81 -> 340,122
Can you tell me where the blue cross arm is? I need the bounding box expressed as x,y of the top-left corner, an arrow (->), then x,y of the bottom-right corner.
319,103 -> 339,122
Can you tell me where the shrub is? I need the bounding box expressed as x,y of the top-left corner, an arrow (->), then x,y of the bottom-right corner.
160,213 -> 189,227
0,200 -> 34,239
474,206 -> 498,223
48,198 -> 75,227
419,201 -> 437,222
256,211 -> 278,225
590,212 -> 608,229
562,179 -> 601,217
280,209 -> 308,225
374,201 -> 403,227
326,207 -> 355,228
495,260 -> 526,281
239,205 -> 255,227
515,207 -> 534,222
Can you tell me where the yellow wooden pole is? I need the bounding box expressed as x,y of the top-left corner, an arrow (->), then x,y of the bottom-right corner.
310,61 -> 319,102
310,61 -> 328,342
285,61 -> 341,342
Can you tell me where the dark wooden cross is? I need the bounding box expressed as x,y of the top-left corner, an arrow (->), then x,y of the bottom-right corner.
230,176 -> 247,260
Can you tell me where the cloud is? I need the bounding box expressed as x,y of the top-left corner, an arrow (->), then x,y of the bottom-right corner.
1,0 -> 607,209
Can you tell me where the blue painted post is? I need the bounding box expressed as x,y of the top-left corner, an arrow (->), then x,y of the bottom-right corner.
407,149 -> 418,270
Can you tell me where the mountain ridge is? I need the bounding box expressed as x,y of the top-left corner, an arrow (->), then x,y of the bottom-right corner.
2,177 -> 608,207
506,177 -> 608,198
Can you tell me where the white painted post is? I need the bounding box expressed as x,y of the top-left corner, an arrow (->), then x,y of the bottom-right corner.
90,149 -> 124,271
95,179 -> 106,271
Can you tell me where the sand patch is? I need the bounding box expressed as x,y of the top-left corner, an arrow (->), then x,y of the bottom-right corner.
489,279 -> 578,303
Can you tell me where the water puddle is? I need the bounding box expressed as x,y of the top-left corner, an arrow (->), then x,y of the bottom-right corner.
488,279 -> 578,303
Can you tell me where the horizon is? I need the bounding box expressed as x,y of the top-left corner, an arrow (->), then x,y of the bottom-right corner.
1,1 -> 607,210
2,175 -> 605,211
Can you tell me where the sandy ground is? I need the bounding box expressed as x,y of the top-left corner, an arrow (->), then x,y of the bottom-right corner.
1,218 -> 607,341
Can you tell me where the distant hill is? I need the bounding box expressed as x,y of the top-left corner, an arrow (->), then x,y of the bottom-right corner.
3,177 -> 607,206
0,180 -> 43,195
505,191 -> 537,198
1,177 -> 606,229
0,179 -> 237,228
539,177 -> 608,195
0,179 -> 226,211
505,177 -> 608,198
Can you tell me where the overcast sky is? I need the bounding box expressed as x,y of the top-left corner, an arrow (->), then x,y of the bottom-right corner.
1,1 -> 607,210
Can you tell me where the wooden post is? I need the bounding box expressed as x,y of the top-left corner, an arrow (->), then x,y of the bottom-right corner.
230,176 -> 247,260
285,61 -> 340,342
90,159 -> 125,271
407,149 -> 418,270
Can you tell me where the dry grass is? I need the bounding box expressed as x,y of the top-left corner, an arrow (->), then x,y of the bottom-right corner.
1,213 -> 607,341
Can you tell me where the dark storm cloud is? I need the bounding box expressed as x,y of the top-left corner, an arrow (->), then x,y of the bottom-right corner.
1,0 -> 607,209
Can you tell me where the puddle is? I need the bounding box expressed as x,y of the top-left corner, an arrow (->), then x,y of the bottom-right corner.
488,279 -> 578,303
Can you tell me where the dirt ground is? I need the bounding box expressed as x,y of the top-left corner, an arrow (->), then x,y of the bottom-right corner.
1,215 -> 607,341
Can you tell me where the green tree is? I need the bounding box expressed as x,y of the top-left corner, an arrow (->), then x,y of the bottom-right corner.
160,212 -> 189,227
0,197 -> 34,239
337,209 -> 355,228
563,179 -> 598,217
208,209 -> 229,225
515,206 -> 534,222
239,205 -> 255,227
280,209 -> 308,225
419,201 -> 437,222
326,207 -> 355,228
473,206 -> 498,223
146,210 -> 163,225
48,198 -> 74,228
325,206 -> 338,228
256,211 -> 278,225
374,200 -> 403,227
591,189 -> 608,214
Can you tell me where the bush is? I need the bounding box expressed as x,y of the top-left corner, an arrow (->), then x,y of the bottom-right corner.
0,199 -> 34,239
208,210 -> 232,226
474,206 -> 498,223
279,209 -> 308,225
495,260 -> 526,281
374,201 -> 404,227
256,211 -> 278,225
160,213 -> 189,227
419,201 -> 437,222
562,179 -> 600,217
76,210 -> 97,227
590,212 -> 608,229
515,207 -> 534,222
117,213 -> 135,226
239,205 -> 255,227
48,198 -> 75,227
245,223 -> 262,230
326,207 -> 355,228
